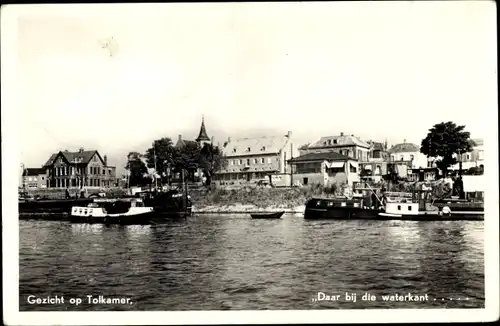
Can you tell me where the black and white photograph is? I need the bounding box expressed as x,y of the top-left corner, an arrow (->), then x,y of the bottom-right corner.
2,1 -> 498,325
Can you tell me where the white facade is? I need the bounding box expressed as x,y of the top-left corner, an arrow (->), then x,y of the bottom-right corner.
389,151 -> 428,169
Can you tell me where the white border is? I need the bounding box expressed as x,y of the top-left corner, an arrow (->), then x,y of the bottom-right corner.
2,3 -> 499,325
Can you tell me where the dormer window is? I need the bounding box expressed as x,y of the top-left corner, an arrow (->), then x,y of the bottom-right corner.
333,139 -> 338,144
261,146 -> 266,151
323,141 -> 327,145
247,147 -> 251,152
233,148 -> 237,153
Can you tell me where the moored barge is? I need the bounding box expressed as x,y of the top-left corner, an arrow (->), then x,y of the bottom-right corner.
304,190 -> 484,221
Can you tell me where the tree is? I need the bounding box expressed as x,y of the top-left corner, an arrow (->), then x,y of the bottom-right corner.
199,143 -> 227,187
173,141 -> 200,173
125,152 -> 150,187
420,121 -> 475,177
144,138 -> 177,185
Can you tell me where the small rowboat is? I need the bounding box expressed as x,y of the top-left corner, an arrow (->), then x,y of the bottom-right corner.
250,211 -> 285,219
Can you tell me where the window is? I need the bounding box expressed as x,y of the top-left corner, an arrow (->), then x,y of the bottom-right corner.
408,206 -> 412,211
247,147 -> 251,152
400,156 -> 404,161
41,176 -> 45,180
410,154 -> 414,161
230,160 -> 233,166
239,159 -> 243,165
28,177 -> 32,181
303,177 -> 308,185
246,159 -> 250,165
253,158 -> 257,164
261,146 -> 266,151
333,139 -> 338,144
34,177 -> 37,181
93,156 -> 97,162
397,205 -> 401,210
268,158 -> 272,164
261,158 -> 265,164
233,148 -> 237,153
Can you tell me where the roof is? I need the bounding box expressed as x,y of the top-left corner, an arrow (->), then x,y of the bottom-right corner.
43,150 -> 103,167
175,139 -> 198,148
308,134 -> 370,149
368,141 -> 385,151
23,168 -> 46,176
387,142 -> 420,153
222,136 -> 290,157
288,151 -> 353,163
195,118 -> 210,142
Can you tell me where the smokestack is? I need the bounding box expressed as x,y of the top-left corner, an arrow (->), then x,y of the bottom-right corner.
104,155 -> 108,166
340,132 -> 344,136
287,131 -> 292,138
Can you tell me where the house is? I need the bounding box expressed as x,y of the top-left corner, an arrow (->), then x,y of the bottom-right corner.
288,151 -> 359,187
449,138 -> 484,172
407,167 -> 439,182
42,148 -> 117,188
301,132 -> 371,161
387,140 -> 428,168
22,168 -> 48,189
359,140 -> 390,182
214,131 -> 298,186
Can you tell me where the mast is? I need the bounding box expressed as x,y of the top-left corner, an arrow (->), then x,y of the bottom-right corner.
153,142 -> 158,189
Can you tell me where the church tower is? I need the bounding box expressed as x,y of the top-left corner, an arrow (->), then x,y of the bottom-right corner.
195,115 -> 211,148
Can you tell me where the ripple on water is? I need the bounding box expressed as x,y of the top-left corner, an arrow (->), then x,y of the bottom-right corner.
19,217 -> 485,310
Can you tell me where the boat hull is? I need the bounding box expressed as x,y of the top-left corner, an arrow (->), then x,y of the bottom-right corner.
250,211 -> 285,219
304,198 -> 484,221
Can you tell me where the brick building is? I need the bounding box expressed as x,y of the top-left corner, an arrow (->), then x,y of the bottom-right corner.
42,148 -> 117,189
22,168 -> 48,189
300,132 -> 371,161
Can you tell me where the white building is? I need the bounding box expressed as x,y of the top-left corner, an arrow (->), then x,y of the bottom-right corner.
387,140 -> 428,169
214,131 -> 299,185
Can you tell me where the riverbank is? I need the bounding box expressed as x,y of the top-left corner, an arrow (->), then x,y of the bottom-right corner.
190,185 -> 334,214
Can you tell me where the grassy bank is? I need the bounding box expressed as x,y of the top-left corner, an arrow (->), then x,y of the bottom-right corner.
190,185 -> 342,213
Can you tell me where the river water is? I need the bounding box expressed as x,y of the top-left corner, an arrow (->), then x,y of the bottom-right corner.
19,214 -> 484,310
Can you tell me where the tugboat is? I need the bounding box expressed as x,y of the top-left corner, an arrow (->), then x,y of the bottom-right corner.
135,189 -> 192,218
70,198 -> 154,224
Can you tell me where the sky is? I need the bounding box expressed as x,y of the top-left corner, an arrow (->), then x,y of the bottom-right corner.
7,1 -> 498,176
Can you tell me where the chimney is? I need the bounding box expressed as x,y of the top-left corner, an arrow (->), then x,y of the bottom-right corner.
104,155 -> 108,166
287,131 -> 292,138
227,137 -> 231,143
79,147 -> 84,153
211,136 -> 215,144
178,134 -> 182,142
340,132 -> 344,136
403,139 -> 406,143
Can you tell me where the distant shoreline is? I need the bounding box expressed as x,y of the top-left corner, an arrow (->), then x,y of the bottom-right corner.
192,204 -> 306,214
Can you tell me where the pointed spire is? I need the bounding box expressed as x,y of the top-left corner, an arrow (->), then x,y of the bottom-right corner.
196,115 -> 210,143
